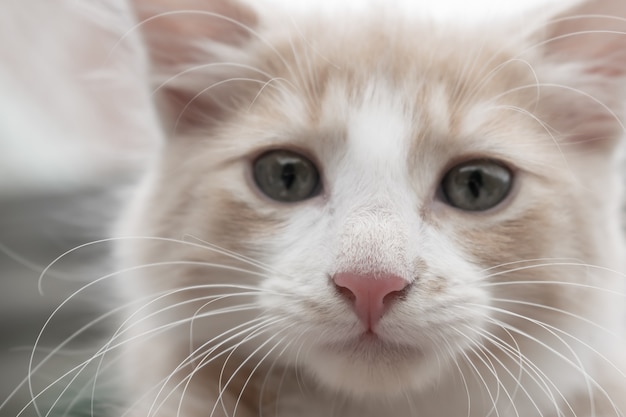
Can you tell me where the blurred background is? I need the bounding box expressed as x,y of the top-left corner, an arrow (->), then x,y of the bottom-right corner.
0,1 -> 160,415
0,0 -> 571,416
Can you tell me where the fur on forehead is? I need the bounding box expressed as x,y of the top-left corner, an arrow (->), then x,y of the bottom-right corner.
133,0 -> 626,155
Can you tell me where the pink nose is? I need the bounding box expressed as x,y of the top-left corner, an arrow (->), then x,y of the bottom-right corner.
333,272 -> 409,330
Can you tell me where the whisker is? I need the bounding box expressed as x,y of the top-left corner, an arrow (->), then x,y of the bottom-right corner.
3,303 -> 122,412
143,317 -> 282,417
480,280 -> 625,297
171,77 -> 282,135
182,234 -> 286,276
479,258 -> 585,273
491,297 -> 619,337
20,297 -> 263,417
284,25 -> 309,106
454,328 -> 503,417
475,316 -> 588,417
57,357 -> 121,417
463,57 -> 540,117
440,337 -> 472,417
36,235 -> 289,294
151,62 -> 292,97
204,325 -> 289,417
257,329 -> 300,417
231,330 -> 296,417
108,10 -> 294,73
264,326 -> 312,417
127,295 -> 306,416
153,318 -> 286,417
478,304 -> 626,381
526,82 -> 625,136
467,323 -> 569,417
248,77 -> 294,111
31,257 -> 285,382
473,304 -> 623,416
288,12 -> 340,71
525,23 -> 626,61
491,104 -> 570,172
27,274 -> 277,405
213,322 -> 293,417
292,329 -> 317,397
0,241 -> 75,281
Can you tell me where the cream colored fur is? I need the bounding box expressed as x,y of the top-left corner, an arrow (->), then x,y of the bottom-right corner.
117,0 -> 626,416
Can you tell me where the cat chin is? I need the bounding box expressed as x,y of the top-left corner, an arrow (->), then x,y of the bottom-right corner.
302,341 -> 441,397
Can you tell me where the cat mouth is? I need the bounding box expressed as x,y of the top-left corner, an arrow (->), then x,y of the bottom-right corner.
326,332 -> 423,360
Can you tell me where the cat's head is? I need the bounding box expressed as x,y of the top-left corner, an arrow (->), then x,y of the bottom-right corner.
121,0 -> 626,398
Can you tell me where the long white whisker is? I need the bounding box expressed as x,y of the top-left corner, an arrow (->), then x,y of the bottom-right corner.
248,77 -> 294,111
20,300 -> 261,417
491,104 -> 570,171
440,338 -> 472,417
479,280 -> 625,297
182,235 -> 285,276
151,62 -> 294,97
145,318 -> 282,417
29,279 -> 276,391
30,258 -> 283,399
479,304 -> 626,381
468,323 -> 564,417
474,304 -> 622,416
145,317 -> 282,417
256,328 -> 300,417
0,240 -> 75,281
478,262 -> 626,282
108,10 -> 294,72
452,328 -> 500,417
525,24 -> 626,62
479,258 -> 585,273
465,57 -> 540,117
36,236 -> 290,294
492,298 -> 619,337
171,77 -> 280,134
212,322 -> 294,417
232,330 -> 296,417
474,317 -> 579,417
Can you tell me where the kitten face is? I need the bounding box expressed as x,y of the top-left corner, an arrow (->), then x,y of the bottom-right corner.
121,0 -> 626,410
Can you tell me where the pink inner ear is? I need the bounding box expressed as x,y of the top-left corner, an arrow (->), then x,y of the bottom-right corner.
132,0 -> 261,132
536,77 -> 625,150
536,0 -> 626,149
543,0 -> 626,77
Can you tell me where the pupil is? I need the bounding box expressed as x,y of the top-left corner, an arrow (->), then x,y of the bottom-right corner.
281,163 -> 296,190
468,170 -> 483,199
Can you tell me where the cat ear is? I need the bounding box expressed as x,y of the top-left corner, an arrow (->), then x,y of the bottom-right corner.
535,0 -> 626,151
132,0 -> 260,131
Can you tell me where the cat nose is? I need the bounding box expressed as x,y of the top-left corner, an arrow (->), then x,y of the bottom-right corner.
332,272 -> 409,331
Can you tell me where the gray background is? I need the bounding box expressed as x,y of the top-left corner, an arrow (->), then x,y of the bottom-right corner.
0,185 -> 130,417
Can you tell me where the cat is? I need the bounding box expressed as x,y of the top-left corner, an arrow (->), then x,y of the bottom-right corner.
115,0 -> 626,416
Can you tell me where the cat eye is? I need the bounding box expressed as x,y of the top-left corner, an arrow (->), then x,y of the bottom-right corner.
440,160 -> 512,211
253,150 -> 321,202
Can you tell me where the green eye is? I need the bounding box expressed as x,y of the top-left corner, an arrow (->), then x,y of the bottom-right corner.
253,150 -> 321,202
441,160 -> 513,211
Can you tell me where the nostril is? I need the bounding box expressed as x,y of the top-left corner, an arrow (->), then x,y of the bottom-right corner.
332,272 -> 410,329
382,287 -> 408,305
335,284 -> 356,303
